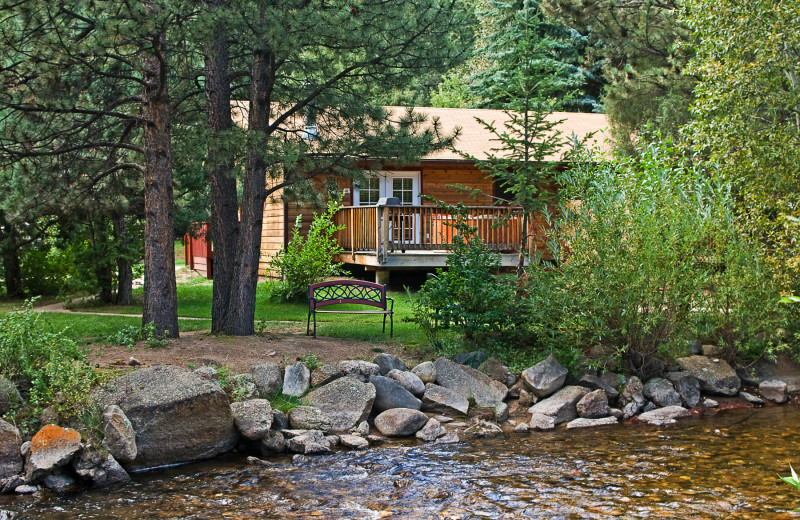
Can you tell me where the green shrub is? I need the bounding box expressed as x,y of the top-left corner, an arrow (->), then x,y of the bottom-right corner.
412,205 -> 517,347
268,197 -> 348,301
108,322 -> 170,348
0,299 -> 102,430
525,143 -> 790,377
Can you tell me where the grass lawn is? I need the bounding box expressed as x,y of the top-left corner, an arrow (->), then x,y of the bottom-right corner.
37,313 -> 212,346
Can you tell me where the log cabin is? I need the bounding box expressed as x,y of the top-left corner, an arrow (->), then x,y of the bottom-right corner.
186,106 -> 609,282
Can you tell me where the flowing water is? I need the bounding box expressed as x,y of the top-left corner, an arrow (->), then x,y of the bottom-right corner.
2,406 -> 800,519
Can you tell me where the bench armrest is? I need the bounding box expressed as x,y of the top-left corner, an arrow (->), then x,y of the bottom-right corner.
386,297 -> 394,312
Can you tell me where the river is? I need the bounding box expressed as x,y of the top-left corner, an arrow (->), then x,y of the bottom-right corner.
2,406 -> 799,519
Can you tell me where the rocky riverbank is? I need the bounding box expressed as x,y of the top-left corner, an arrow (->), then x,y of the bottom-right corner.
0,349 -> 798,494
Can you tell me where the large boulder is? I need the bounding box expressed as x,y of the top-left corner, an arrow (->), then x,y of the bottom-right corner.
665,372 -> 702,408
337,360 -> 380,382
288,406 -> 332,432
102,405 -> 137,464
369,375 -> 422,412
528,386 -> 589,425
575,374 -> 619,400
421,384 -> 469,416
286,430 -> 331,455
576,389 -> 611,419
97,365 -> 238,470
373,353 -> 407,375
26,424 -> 82,481
676,356 -> 740,396
311,365 -> 343,387
231,399 -> 274,440
759,379 -> 788,403
478,357 -> 510,384
305,377 -> 375,432
433,357 -> 507,408
0,376 -> 21,415
72,446 -> 131,488
637,405 -> 691,426
521,356 -> 568,398
250,362 -> 282,397
283,362 -> 311,397
0,419 -> 22,479
643,378 -> 682,408
374,408 -> 429,437
387,369 -> 425,396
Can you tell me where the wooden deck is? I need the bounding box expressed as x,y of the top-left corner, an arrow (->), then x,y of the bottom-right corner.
333,205 -> 549,268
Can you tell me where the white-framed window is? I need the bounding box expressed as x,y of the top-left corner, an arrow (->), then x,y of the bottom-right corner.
358,177 -> 380,206
352,170 -> 420,206
392,177 -> 414,205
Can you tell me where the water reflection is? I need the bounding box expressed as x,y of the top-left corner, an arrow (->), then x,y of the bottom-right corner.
2,406 -> 800,519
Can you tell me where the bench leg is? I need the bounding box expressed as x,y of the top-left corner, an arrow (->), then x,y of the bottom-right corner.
390,312 -> 393,338
313,311 -> 317,339
307,311 -> 311,336
382,313 -> 387,334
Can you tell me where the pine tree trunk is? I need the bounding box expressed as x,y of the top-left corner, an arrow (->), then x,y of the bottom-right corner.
113,213 -> 133,306
0,215 -> 23,298
140,16 -> 179,338
220,48 -> 273,335
204,2 -> 239,333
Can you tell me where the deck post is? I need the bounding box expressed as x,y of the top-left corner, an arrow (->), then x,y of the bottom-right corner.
375,270 -> 390,285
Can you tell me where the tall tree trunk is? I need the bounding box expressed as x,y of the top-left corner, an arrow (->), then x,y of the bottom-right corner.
204,1 -> 239,333
220,48 -> 273,335
0,214 -> 23,298
140,16 -> 179,338
113,213 -> 133,305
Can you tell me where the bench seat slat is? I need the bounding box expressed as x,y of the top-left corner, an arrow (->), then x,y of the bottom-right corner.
314,310 -> 392,314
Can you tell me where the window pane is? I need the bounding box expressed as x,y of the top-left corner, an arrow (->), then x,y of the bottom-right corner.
360,177 -> 379,205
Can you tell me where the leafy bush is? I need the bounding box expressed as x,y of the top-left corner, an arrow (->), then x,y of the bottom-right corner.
525,143 -> 790,376
0,300 -> 101,430
108,322 -> 170,348
412,205 -> 517,347
268,197 -> 348,301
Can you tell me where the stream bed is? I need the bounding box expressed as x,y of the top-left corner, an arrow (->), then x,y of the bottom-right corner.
2,406 -> 800,519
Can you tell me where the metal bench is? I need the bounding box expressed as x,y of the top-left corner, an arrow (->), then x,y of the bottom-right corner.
307,280 -> 394,339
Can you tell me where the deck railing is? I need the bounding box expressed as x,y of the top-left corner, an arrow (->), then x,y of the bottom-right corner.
334,205 -> 549,260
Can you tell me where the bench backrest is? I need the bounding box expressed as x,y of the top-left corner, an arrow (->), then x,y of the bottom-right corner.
309,280 -> 387,309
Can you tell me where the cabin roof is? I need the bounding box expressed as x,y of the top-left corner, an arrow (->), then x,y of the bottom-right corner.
231,102 -> 610,163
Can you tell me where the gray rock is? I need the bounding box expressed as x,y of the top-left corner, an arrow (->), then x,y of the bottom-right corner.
0,376 -> 21,415
411,361 -> 437,384
369,375 -> 422,412
478,357 -> 509,384
566,417 -> 618,429
621,376 -> 645,404
259,431 -> 286,455
513,422 -> 530,433
610,408 -> 623,420
250,362 -> 282,397
96,365 -> 238,471
433,357 -> 508,408
337,360 -> 380,382
643,378 -> 682,407
737,354 -> 800,393
42,472 -> 80,493
283,362 -> 311,397
464,419 -> 503,438
759,379 -> 788,403
676,356 -> 740,396
26,424 -> 82,482
352,421 -> 370,436
421,384 -> 470,416
193,366 -> 219,383
453,351 -> 491,368
374,408 -> 429,437
415,419 -> 446,441
0,419 -> 22,479
665,372 -> 702,408
311,365 -> 343,388
373,353 -> 407,375
102,405 -> 137,464
518,389 -> 535,408
637,405 -> 691,426
288,406 -> 332,432
72,446 -> 131,488
642,401 -> 657,413
434,432 -> 461,444
287,430 -> 331,455
688,339 -> 703,355
231,399 -> 274,440
325,434 -> 340,446
271,409 -> 289,431
703,398 -> 719,408
305,377 -> 376,432
20,441 -> 29,458
0,474 -> 24,494
528,386 -> 590,425
495,402 -> 509,423
702,344 -> 721,357
601,372 -> 624,392
433,415 -> 454,424
506,373 -> 518,388
576,389 -> 611,419
339,434 -> 369,449
623,401 -> 643,419
387,369 -> 425,396
15,484 -> 40,494
528,413 -> 556,431
521,356 -> 568,398
740,391 -> 764,406
575,374 -> 620,400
